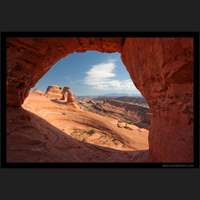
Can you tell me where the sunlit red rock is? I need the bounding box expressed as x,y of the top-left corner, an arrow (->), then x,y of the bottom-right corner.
121,38 -> 193,162
45,85 -> 62,99
32,88 -> 43,95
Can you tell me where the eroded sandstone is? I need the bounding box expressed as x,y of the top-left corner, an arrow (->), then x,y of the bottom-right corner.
45,85 -> 62,99
6,37 -> 194,162
121,38 -> 193,162
61,86 -> 76,103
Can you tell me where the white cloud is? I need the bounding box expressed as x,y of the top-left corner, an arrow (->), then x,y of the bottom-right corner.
84,60 -> 141,95
85,61 -> 115,81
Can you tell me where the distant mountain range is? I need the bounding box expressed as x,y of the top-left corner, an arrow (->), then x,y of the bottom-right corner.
78,93 -> 140,98
101,93 -> 139,97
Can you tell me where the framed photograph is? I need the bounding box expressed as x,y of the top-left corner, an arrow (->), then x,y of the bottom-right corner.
1,32 -> 199,168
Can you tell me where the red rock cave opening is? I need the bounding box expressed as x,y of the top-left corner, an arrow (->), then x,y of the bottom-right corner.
6,37 -> 193,162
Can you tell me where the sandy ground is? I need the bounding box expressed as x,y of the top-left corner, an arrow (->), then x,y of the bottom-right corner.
6,93 -> 149,163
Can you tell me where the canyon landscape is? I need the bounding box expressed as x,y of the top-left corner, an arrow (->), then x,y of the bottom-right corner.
5,36 -> 194,164
7,85 -> 150,162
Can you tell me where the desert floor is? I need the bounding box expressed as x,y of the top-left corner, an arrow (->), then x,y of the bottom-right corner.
7,93 -> 149,162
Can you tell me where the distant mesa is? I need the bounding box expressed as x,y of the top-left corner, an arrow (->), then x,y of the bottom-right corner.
44,85 -> 78,108
32,88 -> 44,95
45,85 -> 63,100
101,93 -> 136,97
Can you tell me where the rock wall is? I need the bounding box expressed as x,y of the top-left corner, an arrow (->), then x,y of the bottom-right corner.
121,38 -> 193,162
6,37 -> 193,162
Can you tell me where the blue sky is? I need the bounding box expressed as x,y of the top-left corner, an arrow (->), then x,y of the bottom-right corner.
33,51 -> 141,96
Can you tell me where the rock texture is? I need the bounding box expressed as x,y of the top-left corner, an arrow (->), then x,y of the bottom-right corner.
6,37 -> 194,162
66,87 -> 76,103
79,97 -> 151,129
7,105 -> 148,163
121,38 -> 193,162
60,86 -> 67,100
61,86 -> 76,103
45,85 -> 62,99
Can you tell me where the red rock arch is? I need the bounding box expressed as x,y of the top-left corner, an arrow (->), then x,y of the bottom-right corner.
6,37 -> 193,162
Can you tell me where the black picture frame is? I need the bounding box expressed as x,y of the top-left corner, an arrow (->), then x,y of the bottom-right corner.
1,32 -> 199,168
